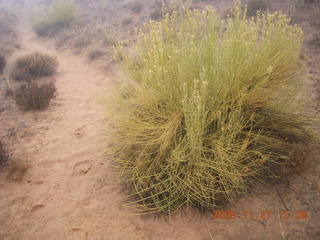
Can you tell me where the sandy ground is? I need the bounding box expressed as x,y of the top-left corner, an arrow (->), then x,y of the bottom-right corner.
0,3 -> 319,240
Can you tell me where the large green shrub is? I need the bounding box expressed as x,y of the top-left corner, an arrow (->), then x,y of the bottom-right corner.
31,0 -> 78,36
109,4 -> 313,214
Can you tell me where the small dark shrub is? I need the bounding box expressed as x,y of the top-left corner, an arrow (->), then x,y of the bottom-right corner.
203,0 -> 215,1
103,35 -> 117,47
88,48 -> 106,60
150,8 -> 162,20
9,52 -> 58,81
247,0 -> 269,17
13,81 -> 56,110
308,33 -> 320,46
113,47 -> 125,63
131,1 -> 143,13
6,159 -> 29,181
0,141 -> 9,167
305,0 -> 320,4
5,87 -> 12,97
122,17 -> 133,25
74,38 -> 91,48
0,55 -> 6,74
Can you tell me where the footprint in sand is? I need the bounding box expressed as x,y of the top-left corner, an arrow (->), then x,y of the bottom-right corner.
30,204 -> 45,213
72,160 -> 92,176
74,127 -> 85,138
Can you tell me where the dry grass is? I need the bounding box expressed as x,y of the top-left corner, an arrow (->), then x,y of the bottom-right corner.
113,46 -> 125,63
8,51 -> 58,82
108,3 -> 315,214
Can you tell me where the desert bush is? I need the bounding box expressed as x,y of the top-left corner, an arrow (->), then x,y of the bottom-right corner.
150,8 -> 162,20
0,141 -> 28,180
9,52 -> 58,81
122,17 -> 133,26
131,1 -> 143,13
149,3 -> 175,20
74,37 -> 91,48
305,0 -> 320,4
109,4 -> 314,214
0,54 -> 5,74
88,47 -> 106,60
103,34 -> 117,47
6,158 -> 29,181
31,0 -> 78,36
247,0 -> 269,16
113,45 -> 125,63
0,141 -> 9,167
13,81 -> 56,110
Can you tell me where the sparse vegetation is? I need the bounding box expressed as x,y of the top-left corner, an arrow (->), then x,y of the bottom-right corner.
0,9 -> 17,57
0,54 -> 5,74
247,0 -> 269,16
113,46 -> 125,63
88,47 -> 107,60
103,34 -> 117,47
13,81 -> 56,110
109,5 -> 314,214
0,141 -> 9,168
74,38 -> 91,49
150,8 -> 162,20
8,52 -> 58,81
131,1 -> 143,13
305,0 -> 320,4
0,141 -> 27,180
31,0 -> 78,36
122,17 -> 133,26
6,158 -> 29,181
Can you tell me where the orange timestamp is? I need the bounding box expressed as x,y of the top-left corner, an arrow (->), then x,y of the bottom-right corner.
211,209 -> 309,221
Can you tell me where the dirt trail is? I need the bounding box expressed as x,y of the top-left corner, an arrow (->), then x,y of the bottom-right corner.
0,10 -> 319,240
